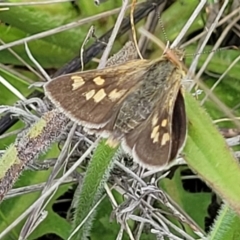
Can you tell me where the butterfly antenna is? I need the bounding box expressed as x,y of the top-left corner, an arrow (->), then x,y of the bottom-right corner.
158,14 -> 169,44
185,47 -> 228,57
163,41 -> 170,54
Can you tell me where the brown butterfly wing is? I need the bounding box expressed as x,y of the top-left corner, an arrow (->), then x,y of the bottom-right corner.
122,107 -> 173,168
121,66 -> 186,169
122,90 -> 186,168
44,60 -> 148,129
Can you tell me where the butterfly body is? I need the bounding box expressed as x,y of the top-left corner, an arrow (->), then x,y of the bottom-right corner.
44,48 -> 187,169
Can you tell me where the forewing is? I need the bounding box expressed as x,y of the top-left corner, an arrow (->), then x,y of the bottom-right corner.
44,60 -> 148,129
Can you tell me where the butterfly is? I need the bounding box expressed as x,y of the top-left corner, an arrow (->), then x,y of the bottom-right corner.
44,42 -> 187,169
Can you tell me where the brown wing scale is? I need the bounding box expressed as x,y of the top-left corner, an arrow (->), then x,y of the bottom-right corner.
44,60 -> 148,128
121,68 -> 186,168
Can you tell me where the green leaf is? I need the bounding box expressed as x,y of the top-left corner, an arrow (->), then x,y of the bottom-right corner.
71,139 -> 119,240
183,91 -> 240,215
208,205 -> 240,240
161,168 -> 211,231
28,184 -> 71,239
